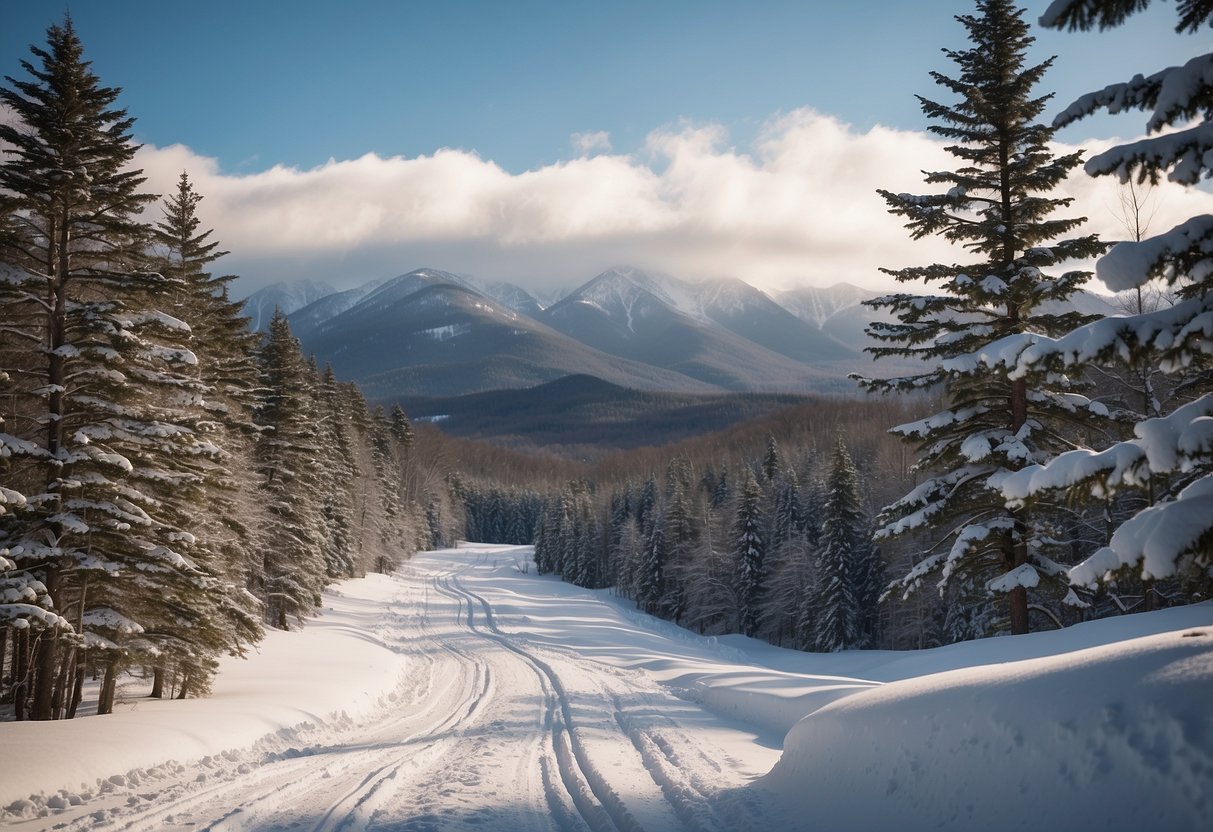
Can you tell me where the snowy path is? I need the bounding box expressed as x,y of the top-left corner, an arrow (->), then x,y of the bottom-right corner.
3,546 -> 776,832
4,544 -> 1210,831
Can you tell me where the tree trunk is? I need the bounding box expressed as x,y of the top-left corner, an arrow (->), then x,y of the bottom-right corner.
0,626 -> 7,697
1008,586 -> 1030,635
1143,578 -> 1158,613
30,567 -> 61,720
50,645 -> 74,719
67,665 -> 84,719
176,671 -> 189,700
13,627 -> 29,721
150,665 -> 165,698
98,658 -> 119,716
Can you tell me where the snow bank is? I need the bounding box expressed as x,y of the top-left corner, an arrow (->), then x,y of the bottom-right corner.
0,574 -> 409,808
761,625 -> 1213,832
454,546 -> 1212,739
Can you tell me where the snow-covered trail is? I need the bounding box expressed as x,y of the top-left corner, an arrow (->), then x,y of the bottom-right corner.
9,545 -> 1207,831
8,545 -> 775,832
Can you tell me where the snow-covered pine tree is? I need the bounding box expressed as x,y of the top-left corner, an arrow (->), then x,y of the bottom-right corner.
0,406 -> 70,710
857,0 -> 1106,635
148,173 -> 263,696
638,507 -> 668,615
762,434 -> 782,484
351,395 -> 412,577
0,18 -> 242,717
975,0 -> 1213,602
605,487 -> 632,588
390,404 -> 414,452
734,468 -> 766,637
636,473 -> 658,531
771,468 -> 803,550
315,365 -> 358,579
711,468 -> 731,508
663,466 -> 696,621
253,312 -> 327,629
811,439 -> 881,651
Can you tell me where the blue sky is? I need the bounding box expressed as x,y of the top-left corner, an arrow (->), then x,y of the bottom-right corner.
4,1 -> 1191,174
3,1 -> 1208,292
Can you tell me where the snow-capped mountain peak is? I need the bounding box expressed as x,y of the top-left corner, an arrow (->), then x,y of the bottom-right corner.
242,278 -> 339,330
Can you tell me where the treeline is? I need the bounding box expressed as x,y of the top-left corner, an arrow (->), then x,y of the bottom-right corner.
0,21 -> 432,720
534,437 -> 885,651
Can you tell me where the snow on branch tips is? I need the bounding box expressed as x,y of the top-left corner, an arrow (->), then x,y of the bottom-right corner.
1069,476 -> 1213,586
1096,215 -> 1213,290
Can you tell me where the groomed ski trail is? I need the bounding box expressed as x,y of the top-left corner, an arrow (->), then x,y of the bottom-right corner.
16,545 -> 774,832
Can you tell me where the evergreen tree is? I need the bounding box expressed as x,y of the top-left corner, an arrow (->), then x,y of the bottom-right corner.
390,404 -> 414,451
253,313 -> 327,629
990,0 -> 1213,601
147,173 -> 263,696
0,18 -> 235,718
771,469 -> 803,550
762,434 -> 782,483
812,439 -> 880,651
734,469 -> 766,637
638,508 -> 668,614
316,365 -> 358,579
858,0 -> 1105,634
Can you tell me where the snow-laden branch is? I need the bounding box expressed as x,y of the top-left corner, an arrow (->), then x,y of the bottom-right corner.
1070,475 -> 1213,585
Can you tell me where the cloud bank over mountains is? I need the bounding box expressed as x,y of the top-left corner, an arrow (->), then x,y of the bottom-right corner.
72,107 -> 1213,294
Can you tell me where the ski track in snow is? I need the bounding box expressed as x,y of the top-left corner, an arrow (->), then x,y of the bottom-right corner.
6,548 -> 771,832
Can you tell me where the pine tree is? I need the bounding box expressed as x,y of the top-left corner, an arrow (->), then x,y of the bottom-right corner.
987,1 -> 1213,600
762,434 -> 782,483
315,365 -> 359,578
811,439 -> 880,651
858,0 -> 1105,635
638,508 -> 668,614
147,172 -> 263,696
389,404 -> 414,451
0,18 -> 245,717
253,313 -> 327,629
771,469 -> 803,550
734,469 -> 766,637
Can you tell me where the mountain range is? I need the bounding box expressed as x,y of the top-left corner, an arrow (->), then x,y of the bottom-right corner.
242,266 -> 1118,401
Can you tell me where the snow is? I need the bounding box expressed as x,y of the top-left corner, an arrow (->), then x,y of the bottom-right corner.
418,323 -> 470,341
1071,476 -> 1213,585
0,575 -> 409,816
1097,215 -> 1213,290
763,624 -> 1213,832
2,544 -> 1209,831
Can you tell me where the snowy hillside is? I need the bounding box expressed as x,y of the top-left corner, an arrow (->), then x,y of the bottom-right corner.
3,544 -> 1208,831
241,278 -> 338,330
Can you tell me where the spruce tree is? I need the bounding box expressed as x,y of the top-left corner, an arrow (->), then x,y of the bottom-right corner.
315,365 -> 359,578
812,439 -> 880,651
253,313 -> 327,629
985,1 -> 1213,599
0,18 -> 236,717
638,508 -> 668,614
147,173 -> 263,695
734,468 -> 766,637
858,0 -> 1105,634
762,434 -> 782,483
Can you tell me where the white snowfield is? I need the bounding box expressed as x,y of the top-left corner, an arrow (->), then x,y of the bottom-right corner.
1,544 -> 1210,832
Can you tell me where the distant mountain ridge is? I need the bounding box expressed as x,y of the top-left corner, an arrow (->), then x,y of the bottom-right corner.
238,266 -> 1119,400
242,278 -> 337,330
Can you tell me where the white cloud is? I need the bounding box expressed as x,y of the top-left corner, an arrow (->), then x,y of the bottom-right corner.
131,108 -> 1213,296
570,130 -> 612,156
